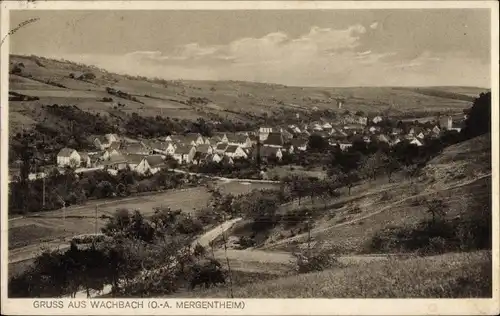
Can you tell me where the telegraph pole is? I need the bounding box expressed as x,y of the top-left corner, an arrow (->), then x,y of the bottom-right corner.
95,204 -> 98,234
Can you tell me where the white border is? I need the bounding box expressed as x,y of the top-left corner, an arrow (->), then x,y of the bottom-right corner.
1,1 -> 499,315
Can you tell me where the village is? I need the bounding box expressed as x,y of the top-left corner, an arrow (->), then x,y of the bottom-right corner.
48,112 -> 465,178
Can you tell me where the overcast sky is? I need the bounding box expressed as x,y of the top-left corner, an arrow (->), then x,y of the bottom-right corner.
10,9 -> 491,87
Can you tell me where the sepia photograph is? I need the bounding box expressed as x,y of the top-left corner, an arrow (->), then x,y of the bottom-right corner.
1,1 -> 498,315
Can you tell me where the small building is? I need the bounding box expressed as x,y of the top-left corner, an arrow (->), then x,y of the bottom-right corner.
101,148 -> 121,161
372,116 -> 384,124
258,146 -> 283,162
263,132 -> 285,148
214,143 -> 228,155
136,155 -> 166,175
103,154 -> 128,171
226,133 -> 252,148
172,145 -> 196,164
290,138 -> 308,152
125,153 -> 147,171
439,116 -> 453,130
57,148 -> 81,167
79,152 -> 92,168
121,143 -> 149,155
195,144 -> 213,155
259,127 -> 275,142
224,145 -> 248,159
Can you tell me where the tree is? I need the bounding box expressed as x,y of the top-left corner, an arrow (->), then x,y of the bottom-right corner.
426,199 -> 447,225
462,92 -> 491,139
307,134 -> 329,152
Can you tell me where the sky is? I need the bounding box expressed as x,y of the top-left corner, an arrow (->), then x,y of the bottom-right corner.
9,9 -> 492,87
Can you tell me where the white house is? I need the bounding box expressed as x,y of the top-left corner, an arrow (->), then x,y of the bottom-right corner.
57,148 -> 81,167
290,138 -> 308,152
101,148 -> 121,161
105,133 -> 120,144
259,127 -> 274,141
409,138 -> 424,147
372,116 -> 383,124
226,134 -> 252,148
172,146 -> 196,164
338,143 -> 353,151
224,145 -> 248,159
126,154 -> 147,171
214,143 -> 228,155
135,155 -> 166,175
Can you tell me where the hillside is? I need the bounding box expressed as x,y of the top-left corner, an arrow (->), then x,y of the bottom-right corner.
222,134 -> 492,254
8,54 -> 487,134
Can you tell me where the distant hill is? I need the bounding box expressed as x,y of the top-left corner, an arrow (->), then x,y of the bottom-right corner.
8,54 -> 488,134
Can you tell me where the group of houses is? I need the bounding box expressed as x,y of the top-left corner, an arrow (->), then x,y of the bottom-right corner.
56,114 -> 464,174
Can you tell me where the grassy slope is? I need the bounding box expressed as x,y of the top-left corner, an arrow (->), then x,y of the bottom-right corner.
176,250 -> 491,298
8,54 -> 487,133
250,134 -> 491,254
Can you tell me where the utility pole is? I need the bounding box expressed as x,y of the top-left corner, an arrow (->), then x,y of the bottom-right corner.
307,212 -> 311,258
42,175 -> 46,208
95,204 -> 98,234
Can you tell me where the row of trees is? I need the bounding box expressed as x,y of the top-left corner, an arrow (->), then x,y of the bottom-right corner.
9,166 -> 202,214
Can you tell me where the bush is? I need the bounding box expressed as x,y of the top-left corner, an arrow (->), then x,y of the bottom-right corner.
292,245 -> 340,274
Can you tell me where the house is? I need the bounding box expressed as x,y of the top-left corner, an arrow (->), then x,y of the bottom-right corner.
101,148 -> 121,161
208,153 -> 223,164
147,141 -> 176,156
226,133 -> 252,148
220,156 -> 234,165
57,148 -> 81,167
263,132 -> 284,148
280,129 -> 294,140
439,116 -> 453,130
288,125 -> 302,134
259,127 -> 275,141
195,144 -> 213,155
90,135 -> 111,150
377,134 -> 391,144
338,142 -> 353,151
358,117 -> 368,126
125,153 -> 147,171
135,155 -> 166,175
185,133 -> 205,145
450,121 -> 464,133
343,124 -> 365,133
321,121 -> 333,129
211,132 -> 228,144
121,143 -> 149,155
372,116 -> 384,124
258,146 -> 283,161
172,145 -> 196,164
105,133 -> 120,144
108,142 -> 121,151
79,152 -> 92,168
224,145 -> 248,159
165,135 -> 196,146
368,126 -> 382,134
214,143 -> 228,155
432,125 -> 441,134
312,122 -> 323,131
416,132 -> 426,140
103,154 -> 128,170
290,138 -> 308,152
409,138 -> 424,147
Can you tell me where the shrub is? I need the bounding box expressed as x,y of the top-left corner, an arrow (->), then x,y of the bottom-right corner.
292,244 -> 340,274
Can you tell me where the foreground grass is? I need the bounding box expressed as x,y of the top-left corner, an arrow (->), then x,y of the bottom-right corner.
176,251 -> 491,298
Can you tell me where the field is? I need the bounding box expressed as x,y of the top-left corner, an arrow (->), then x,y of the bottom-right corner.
8,54 -> 488,133
266,165 -> 327,180
8,180 -> 278,263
